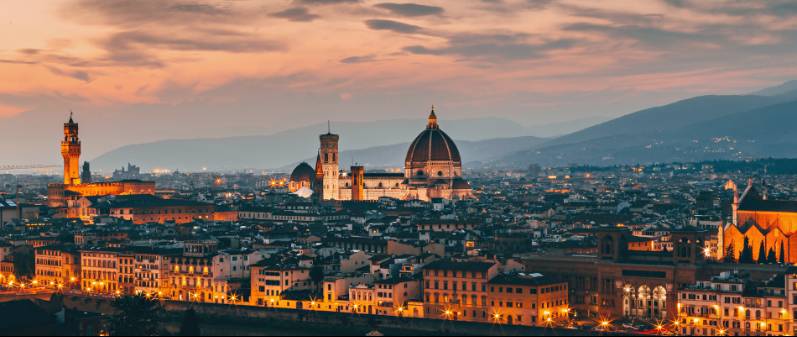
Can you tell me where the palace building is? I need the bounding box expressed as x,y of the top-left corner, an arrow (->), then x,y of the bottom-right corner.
721,179 -> 797,264
47,114 -> 155,209
288,108 -> 473,202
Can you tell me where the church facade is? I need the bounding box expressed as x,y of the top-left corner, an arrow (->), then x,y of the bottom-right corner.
288,109 -> 473,202
721,179 -> 797,263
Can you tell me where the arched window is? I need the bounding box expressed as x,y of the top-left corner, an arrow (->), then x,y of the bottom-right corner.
437,171 -> 444,176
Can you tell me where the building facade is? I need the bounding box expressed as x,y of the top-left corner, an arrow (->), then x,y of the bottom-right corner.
677,271 -> 792,336
290,109 -> 473,202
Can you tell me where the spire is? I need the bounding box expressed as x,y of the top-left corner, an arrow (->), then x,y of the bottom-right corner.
68,110 -> 75,124
427,105 -> 438,129
327,120 -> 331,134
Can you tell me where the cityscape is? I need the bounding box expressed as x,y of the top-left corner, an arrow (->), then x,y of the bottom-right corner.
3,0 -> 797,336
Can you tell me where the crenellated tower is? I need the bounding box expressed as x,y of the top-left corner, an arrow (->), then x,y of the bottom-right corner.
61,112 -> 82,185
319,123 -> 340,200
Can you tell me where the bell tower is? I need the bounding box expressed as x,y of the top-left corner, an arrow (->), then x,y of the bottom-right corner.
319,122 -> 339,200
61,112 -> 82,185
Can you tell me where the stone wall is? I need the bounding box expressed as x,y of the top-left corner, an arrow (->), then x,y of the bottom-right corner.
63,295 -> 609,336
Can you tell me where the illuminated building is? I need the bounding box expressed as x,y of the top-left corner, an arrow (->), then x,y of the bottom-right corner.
107,194 -> 213,225
295,108 -> 473,202
349,283 -> 377,314
422,259 -> 567,326
61,113 -> 81,186
162,241 -> 230,303
677,271 -> 792,336
487,273 -> 569,326
129,249 -> 177,296
288,162 -> 314,193
422,259 -> 497,322
34,246 -> 80,289
372,278 -> 421,316
250,260 -> 313,307
523,227 -> 711,321
787,268 -> 797,336
48,114 -> 156,210
722,180 -> 797,263
80,249 -> 120,295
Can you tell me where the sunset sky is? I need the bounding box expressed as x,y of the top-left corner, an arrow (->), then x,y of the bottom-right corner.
2,0 -> 797,163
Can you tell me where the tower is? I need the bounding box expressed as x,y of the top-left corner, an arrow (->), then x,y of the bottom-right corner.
351,165 -> 365,201
81,161 -> 92,184
61,112 -> 81,185
319,123 -> 340,200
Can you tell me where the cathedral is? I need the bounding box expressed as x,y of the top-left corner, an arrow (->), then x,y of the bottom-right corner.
288,108 -> 473,201
721,179 -> 797,263
47,114 -> 155,208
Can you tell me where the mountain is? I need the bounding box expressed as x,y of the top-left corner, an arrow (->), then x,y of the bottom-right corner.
500,84 -> 797,167
284,136 -> 546,171
523,115 -> 612,138
752,80 -> 797,96
91,117 -> 530,172
542,95 -> 775,147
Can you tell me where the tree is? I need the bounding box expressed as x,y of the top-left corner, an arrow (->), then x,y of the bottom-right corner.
739,237 -> 754,264
757,242 -> 767,264
178,308 -> 201,336
780,241 -> 786,264
767,248 -> 777,264
109,295 -> 163,336
723,241 -> 736,263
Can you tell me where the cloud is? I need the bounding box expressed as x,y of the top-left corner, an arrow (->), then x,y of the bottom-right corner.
662,0 -> 797,18
55,1 -> 284,68
365,19 -> 422,34
46,66 -> 92,82
340,54 -> 377,64
294,0 -> 360,5
92,29 -> 283,68
404,32 -> 575,62
62,0 -> 243,27
0,59 -> 37,65
477,0 -> 554,14
271,7 -> 320,22
374,3 -> 444,17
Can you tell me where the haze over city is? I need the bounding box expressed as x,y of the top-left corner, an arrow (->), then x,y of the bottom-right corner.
3,0 -> 797,165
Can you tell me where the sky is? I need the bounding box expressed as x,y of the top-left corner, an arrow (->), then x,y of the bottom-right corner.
2,0 -> 797,164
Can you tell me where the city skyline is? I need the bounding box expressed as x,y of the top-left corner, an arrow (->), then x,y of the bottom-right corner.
3,0 -> 797,163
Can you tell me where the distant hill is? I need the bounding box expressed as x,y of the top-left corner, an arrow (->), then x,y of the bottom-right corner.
284,136 -> 546,172
91,117 -> 531,172
500,89 -> 797,167
752,80 -> 797,96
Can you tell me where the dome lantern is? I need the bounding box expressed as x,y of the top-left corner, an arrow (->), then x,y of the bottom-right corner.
427,106 -> 438,129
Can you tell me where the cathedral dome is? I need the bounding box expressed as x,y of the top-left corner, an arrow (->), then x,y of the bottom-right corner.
290,162 -> 315,183
405,109 -> 462,170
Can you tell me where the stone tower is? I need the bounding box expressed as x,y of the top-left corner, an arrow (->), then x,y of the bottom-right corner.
319,123 -> 340,200
61,112 -> 82,185
351,165 -> 365,201
81,161 -> 92,184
